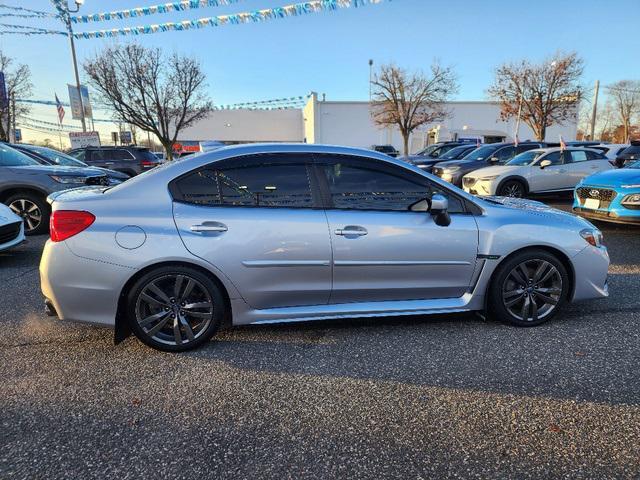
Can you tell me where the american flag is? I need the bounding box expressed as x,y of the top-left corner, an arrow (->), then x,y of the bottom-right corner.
55,94 -> 65,124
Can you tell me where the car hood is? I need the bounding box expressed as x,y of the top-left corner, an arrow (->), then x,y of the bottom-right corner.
580,168 -> 640,187
434,159 -> 471,169
480,196 -> 592,227
0,203 -> 21,225
7,165 -> 105,177
465,165 -> 520,178
402,155 -> 442,165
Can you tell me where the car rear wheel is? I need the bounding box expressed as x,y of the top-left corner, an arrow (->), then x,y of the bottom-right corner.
498,180 -> 525,198
6,193 -> 49,235
127,266 -> 225,352
488,249 -> 569,327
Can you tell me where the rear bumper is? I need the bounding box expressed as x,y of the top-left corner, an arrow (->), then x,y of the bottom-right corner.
571,245 -> 609,301
40,240 -> 135,327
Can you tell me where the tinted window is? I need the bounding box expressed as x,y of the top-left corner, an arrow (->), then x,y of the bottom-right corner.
88,150 -> 106,161
462,145 -> 501,161
585,150 -> 605,161
494,146 -> 516,162
569,150 -> 588,163
70,150 -> 86,161
321,161 -> 464,213
517,144 -> 540,153
0,144 -> 39,166
622,146 -> 640,155
112,150 -> 134,160
541,151 -> 566,165
174,163 -> 313,208
135,149 -> 159,162
26,146 -> 87,167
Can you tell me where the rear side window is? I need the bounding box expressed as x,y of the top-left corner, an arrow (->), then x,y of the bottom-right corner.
135,149 -> 159,162
586,151 -> 606,160
112,150 -> 134,161
569,150 -> 588,163
173,163 -> 313,208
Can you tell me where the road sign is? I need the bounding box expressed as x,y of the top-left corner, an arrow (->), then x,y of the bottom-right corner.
14,128 -> 21,142
69,131 -> 101,149
119,131 -> 132,144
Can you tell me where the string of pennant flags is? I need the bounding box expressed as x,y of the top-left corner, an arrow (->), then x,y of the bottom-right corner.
0,4 -> 54,17
1,0 -> 388,38
70,0 -> 243,24
72,0 -> 387,39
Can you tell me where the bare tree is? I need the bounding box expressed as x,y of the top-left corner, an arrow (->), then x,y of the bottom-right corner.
84,44 -> 212,160
0,50 -> 33,142
488,52 -> 584,141
370,63 -> 458,156
608,80 -> 640,143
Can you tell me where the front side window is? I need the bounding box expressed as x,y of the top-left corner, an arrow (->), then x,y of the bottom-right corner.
321,160 -> 464,213
173,160 -> 313,208
494,146 -> 516,162
539,151 -> 566,166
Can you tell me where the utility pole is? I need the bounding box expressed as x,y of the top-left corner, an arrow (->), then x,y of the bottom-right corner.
10,93 -> 15,142
64,0 -> 87,132
514,95 -> 522,145
589,80 -> 600,141
368,59 -> 374,102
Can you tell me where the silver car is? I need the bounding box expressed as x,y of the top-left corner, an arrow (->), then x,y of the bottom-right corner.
40,144 -> 610,352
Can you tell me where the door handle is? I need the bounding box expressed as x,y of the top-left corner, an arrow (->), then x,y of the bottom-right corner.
335,226 -> 368,237
190,223 -> 228,233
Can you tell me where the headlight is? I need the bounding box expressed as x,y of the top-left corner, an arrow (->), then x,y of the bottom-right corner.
622,194 -> 640,205
49,175 -> 88,184
621,184 -> 640,189
480,175 -> 499,181
580,228 -> 604,247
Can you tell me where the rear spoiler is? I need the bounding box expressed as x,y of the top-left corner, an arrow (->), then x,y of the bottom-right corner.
46,186 -> 109,205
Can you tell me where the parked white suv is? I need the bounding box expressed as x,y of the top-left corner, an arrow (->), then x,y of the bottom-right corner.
462,147 -> 613,197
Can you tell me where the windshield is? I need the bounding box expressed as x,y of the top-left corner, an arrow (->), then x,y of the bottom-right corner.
506,150 -> 545,166
416,145 -> 440,156
441,145 -> 471,160
0,144 -> 40,166
461,145 -> 499,161
23,145 -> 88,167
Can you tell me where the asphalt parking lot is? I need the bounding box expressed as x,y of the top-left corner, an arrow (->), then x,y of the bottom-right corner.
1,199 -> 639,479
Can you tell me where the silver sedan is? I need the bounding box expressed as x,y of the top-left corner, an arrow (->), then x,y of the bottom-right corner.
40,144 -> 609,351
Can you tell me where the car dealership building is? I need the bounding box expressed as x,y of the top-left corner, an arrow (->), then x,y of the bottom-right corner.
179,92 -> 578,153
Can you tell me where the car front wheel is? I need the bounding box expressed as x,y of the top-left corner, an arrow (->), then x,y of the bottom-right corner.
127,266 -> 225,352
498,180 -> 525,198
488,249 -> 569,327
6,192 -> 49,235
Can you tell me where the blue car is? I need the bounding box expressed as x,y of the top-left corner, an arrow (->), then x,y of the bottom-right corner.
573,161 -> 640,224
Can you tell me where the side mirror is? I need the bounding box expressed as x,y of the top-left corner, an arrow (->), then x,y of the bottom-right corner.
430,194 -> 451,227
539,159 -> 552,169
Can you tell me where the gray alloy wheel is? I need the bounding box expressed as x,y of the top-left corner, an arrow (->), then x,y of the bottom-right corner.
499,181 -> 525,198
501,259 -> 563,322
134,273 -> 215,348
9,198 -> 44,234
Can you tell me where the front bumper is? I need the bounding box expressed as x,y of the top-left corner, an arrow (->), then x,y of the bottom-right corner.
40,240 -> 135,327
571,245 -> 609,301
0,221 -> 25,252
573,186 -> 640,225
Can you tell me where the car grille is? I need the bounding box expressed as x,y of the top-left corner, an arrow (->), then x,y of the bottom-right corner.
0,221 -> 22,244
576,186 -> 616,209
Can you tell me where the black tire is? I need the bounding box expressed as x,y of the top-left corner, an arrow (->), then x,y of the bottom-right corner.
126,266 -> 225,352
5,192 -> 50,235
498,180 -> 526,198
488,249 -> 569,327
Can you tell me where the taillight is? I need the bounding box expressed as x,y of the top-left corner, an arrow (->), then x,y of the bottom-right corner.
141,160 -> 157,167
50,210 -> 95,242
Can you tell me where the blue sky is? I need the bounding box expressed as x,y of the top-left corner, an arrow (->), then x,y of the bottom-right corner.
1,0 -> 639,137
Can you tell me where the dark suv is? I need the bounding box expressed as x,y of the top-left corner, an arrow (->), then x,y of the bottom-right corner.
68,146 -> 160,177
432,142 -> 546,186
614,141 -> 640,168
371,145 -> 400,157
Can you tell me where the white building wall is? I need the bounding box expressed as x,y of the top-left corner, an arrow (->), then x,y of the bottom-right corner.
178,108 -> 302,143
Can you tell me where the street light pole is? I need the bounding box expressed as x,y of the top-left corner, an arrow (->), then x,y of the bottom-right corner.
64,0 -> 87,132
